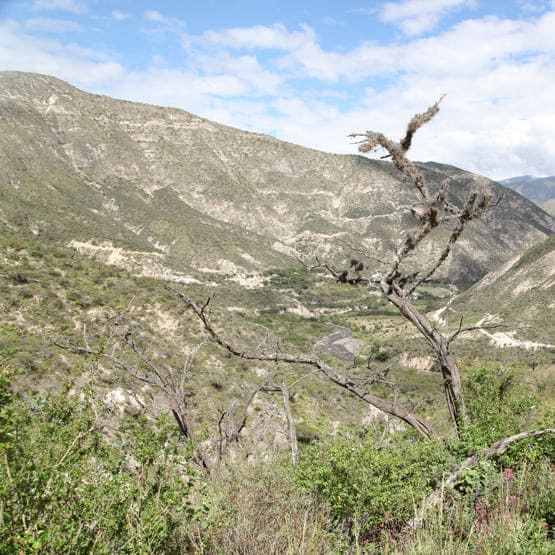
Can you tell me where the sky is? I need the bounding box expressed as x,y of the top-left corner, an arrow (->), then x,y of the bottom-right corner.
1,0 -> 554,180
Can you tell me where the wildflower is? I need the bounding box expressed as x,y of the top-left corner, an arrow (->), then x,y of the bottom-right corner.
503,468 -> 513,482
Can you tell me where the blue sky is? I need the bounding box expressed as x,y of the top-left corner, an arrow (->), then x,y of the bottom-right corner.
1,0 -> 554,179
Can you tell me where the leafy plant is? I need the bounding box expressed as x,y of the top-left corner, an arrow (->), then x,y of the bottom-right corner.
296,429 -> 450,544
0,374 -> 199,553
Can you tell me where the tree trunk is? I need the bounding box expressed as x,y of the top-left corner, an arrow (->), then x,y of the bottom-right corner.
385,289 -> 466,433
280,383 -> 299,464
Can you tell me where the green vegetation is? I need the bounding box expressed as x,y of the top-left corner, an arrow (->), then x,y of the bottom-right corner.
2,364 -> 553,553
1,71 -> 554,553
1,370 -> 199,553
297,431 -> 449,542
0,213 -> 553,553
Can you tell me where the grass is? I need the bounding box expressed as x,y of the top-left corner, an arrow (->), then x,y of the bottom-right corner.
396,462 -> 555,554
188,460 -> 343,554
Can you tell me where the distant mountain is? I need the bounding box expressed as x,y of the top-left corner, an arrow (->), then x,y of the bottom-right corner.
501,175 -> 536,185
436,234 -> 555,345
500,176 -> 555,216
538,199 -> 555,217
1,71 -> 553,288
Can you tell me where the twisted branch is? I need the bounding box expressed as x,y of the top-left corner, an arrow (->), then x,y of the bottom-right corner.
174,289 -> 436,439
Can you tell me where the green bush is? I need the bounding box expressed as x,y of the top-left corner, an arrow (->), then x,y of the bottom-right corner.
458,364 -> 550,462
296,430 -> 450,544
0,371 -> 199,554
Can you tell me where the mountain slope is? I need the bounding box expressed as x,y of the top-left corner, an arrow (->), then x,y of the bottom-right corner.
1,71 -> 553,287
436,234 -> 555,344
500,175 -> 555,203
500,175 -> 555,216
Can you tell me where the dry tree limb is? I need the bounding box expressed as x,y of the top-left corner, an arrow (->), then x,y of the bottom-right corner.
446,315 -> 504,346
279,382 -> 298,464
401,94 -> 446,151
174,288 -> 436,439
349,96 -> 445,202
214,384 -> 264,464
406,428 -> 555,531
261,383 -> 299,464
344,99 -> 499,435
406,190 -> 494,295
55,337 -> 212,469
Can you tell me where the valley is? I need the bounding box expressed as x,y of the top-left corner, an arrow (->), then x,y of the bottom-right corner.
1,71 -> 553,553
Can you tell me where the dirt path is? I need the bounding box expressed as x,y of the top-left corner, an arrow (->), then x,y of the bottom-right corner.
476,315 -> 554,350
314,325 -> 363,361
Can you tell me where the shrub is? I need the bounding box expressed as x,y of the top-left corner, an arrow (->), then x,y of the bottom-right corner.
0,373 -> 198,554
296,430 -> 450,545
457,364 -> 552,464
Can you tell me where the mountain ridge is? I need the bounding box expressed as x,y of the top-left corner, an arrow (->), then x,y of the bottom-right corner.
1,71 -> 553,288
500,175 -> 555,216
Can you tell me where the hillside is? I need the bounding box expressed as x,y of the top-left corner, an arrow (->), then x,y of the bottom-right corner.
434,234 -> 555,345
1,71 -> 554,553
1,71 -> 553,289
501,175 -> 555,216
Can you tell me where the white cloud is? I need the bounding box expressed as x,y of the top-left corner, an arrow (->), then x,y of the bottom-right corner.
111,10 -> 130,22
144,10 -> 184,27
25,17 -> 83,33
144,10 -> 166,23
32,0 -> 85,14
0,20 -> 122,87
200,24 -> 349,82
379,0 -> 475,36
197,11 -> 555,178
192,52 -> 284,95
109,69 -> 250,113
202,23 -> 315,51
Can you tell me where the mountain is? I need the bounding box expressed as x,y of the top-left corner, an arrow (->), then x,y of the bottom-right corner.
500,175 -> 555,203
1,71 -> 553,288
434,234 -> 555,345
501,176 -> 536,184
500,175 -> 555,216
538,199 -> 555,217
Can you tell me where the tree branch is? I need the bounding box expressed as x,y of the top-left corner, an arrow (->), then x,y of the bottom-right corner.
447,321 -> 504,346
261,383 -> 299,464
173,289 -> 436,439
406,428 -> 555,531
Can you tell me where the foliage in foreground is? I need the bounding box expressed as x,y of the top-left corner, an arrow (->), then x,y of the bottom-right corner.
1,364 -> 554,554
294,364 -> 555,550
395,459 -> 555,554
1,369 -> 199,554
296,431 -> 449,543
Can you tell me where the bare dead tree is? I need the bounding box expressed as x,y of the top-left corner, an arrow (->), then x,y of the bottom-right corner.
55,332 -> 212,469
56,318 -> 282,471
346,97 -> 496,434
212,383 -> 276,465
174,100 -> 497,439
261,383 -> 299,464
